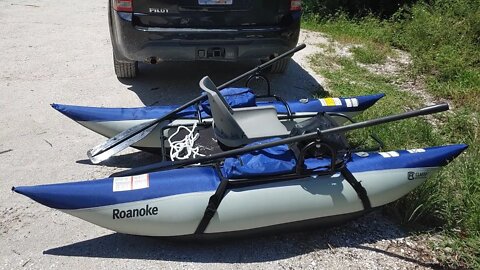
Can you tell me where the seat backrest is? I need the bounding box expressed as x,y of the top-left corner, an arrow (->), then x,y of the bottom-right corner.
199,76 -> 245,143
199,76 -> 233,114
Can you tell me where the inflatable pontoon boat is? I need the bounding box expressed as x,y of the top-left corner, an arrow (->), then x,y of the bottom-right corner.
13,76 -> 466,238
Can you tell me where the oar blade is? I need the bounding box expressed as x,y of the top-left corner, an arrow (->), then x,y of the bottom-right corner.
87,120 -> 159,164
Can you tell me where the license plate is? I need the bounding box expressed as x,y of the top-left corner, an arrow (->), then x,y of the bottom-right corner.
198,0 -> 233,5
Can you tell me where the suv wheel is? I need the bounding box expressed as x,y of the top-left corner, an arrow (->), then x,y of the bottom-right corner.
113,54 -> 138,78
268,57 -> 290,74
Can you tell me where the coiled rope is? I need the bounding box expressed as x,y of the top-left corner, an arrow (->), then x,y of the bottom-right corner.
167,122 -> 205,161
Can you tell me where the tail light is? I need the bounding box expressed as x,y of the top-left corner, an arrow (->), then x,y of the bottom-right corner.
113,0 -> 133,12
290,0 -> 301,11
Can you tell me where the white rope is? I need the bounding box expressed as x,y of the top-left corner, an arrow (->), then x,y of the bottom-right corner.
168,122 -> 205,161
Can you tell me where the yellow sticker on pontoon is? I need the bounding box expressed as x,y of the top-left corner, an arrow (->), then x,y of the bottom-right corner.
325,98 -> 336,106
319,98 -> 342,106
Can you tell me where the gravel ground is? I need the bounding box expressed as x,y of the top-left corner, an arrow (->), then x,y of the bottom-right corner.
0,1 -> 441,269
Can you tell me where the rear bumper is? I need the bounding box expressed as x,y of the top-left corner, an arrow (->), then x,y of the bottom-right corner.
110,12 -> 301,62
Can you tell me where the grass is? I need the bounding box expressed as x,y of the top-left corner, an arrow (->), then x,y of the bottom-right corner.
309,53 -> 441,148
302,1 -> 480,266
350,44 -> 390,65
307,35 -> 479,269
303,13 -> 393,45
391,0 -> 480,112
304,14 -> 395,66
303,1 -> 480,112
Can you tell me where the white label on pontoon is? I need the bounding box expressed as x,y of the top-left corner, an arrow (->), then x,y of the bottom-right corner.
113,174 -> 150,192
379,151 -> 400,158
345,99 -> 353,107
407,148 -> 426,153
352,98 -> 359,107
379,152 -> 390,158
388,151 -> 400,157
344,98 -> 359,108
132,174 -> 150,189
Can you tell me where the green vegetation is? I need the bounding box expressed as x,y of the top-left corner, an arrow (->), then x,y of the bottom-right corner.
350,44 -> 391,64
303,0 -> 480,110
392,0 -> 480,111
303,0 -> 479,268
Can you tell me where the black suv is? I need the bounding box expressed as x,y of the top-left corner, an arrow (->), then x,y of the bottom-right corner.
108,0 -> 302,78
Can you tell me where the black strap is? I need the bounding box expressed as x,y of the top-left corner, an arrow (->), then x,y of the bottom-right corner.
340,167 -> 372,210
195,178 -> 230,234
195,166 -> 370,234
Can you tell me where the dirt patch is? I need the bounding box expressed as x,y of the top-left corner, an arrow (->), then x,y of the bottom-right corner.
301,29 -> 450,128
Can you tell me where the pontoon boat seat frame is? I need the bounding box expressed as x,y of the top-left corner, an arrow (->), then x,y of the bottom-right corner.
199,76 -> 289,147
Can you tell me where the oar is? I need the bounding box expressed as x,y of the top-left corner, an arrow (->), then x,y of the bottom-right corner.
87,44 -> 307,164
111,103 -> 449,177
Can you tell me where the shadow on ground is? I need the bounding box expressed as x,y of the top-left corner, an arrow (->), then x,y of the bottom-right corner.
119,59 -> 325,106
44,211 -> 436,268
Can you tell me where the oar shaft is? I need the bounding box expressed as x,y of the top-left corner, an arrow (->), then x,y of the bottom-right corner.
321,103 -> 449,136
146,44 -> 307,124
217,43 -> 306,89
111,103 -> 449,177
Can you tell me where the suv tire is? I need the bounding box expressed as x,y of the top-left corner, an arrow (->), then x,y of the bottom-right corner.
268,57 -> 290,74
113,53 -> 138,78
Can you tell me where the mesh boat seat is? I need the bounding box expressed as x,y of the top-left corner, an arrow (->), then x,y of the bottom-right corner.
199,76 -> 289,147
